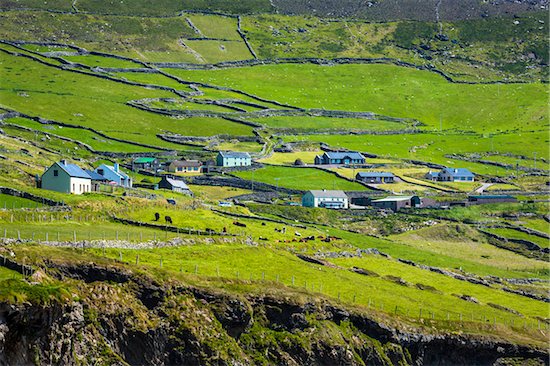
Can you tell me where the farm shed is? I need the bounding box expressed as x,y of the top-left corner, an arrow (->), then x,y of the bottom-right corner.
314,151 -> 365,165
158,176 -> 193,195
370,195 -> 422,211
216,151 -> 251,167
41,160 -> 91,195
95,163 -> 132,188
356,172 -> 395,184
302,190 -> 349,209
168,160 -> 203,174
467,195 -> 517,204
132,157 -> 159,171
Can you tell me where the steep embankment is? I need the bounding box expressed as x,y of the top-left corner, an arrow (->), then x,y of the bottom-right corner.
1,261 -> 546,365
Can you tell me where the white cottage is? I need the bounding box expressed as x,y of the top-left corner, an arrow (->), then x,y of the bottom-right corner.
41,160 -> 91,195
302,190 -> 349,209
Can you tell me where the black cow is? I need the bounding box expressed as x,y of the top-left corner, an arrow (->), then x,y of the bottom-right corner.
154,212 -> 160,221
165,216 -> 173,224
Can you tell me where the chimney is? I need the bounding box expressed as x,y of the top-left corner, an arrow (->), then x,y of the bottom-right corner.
60,159 -> 67,165
114,163 -> 119,172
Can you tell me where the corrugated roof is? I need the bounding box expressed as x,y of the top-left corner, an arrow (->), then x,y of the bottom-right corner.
442,168 -> 474,177
57,161 -> 91,179
219,151 -> 250,159
165,177 -> 189,189
133,157 -> 156,164
468,195 -> 515,200
308,190 -> 348,198
324,151 -> 365,160
372,195 -> 416,202
357,172 -> 394,178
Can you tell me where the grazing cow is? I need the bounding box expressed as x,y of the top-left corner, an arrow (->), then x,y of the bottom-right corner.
258,236 -> 268,241
282,227 -> 286,234
154,212 -> 160,221
165,216 -> 172,224
294,231 -> 301,237
223,227 -> 227,233
233,221 -> 247,228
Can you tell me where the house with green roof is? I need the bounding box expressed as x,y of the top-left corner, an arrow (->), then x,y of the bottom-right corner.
132,157 -> 159,171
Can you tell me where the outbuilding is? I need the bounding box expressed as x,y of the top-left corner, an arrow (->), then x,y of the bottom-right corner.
158,176 -> 193,195
370,195 -> 422,211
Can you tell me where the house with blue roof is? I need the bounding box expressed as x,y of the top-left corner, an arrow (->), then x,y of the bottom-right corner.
95,163 -> 132,188
356,172 -> 395,184
438,168 -> 475,182
314,151 -> 365,165
424,171 -> 440,181
216,151 -> 251,167
41,160 -> 91,195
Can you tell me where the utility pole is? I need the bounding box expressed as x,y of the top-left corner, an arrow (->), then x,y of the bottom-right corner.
274,177 -> 280,191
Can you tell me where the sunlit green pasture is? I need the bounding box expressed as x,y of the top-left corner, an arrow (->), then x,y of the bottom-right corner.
234,165 -> 367,191
165,64 -> 548,133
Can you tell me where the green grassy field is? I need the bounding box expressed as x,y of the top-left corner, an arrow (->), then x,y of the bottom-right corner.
234,165 -> 366,191
0,51 -> 254,148
283,132 -> 548,176
0,194 -> 44,209
485,227 -> 550,249
250,116 -> 411,132
165,64 -> 548,133
85,243 -> 547,334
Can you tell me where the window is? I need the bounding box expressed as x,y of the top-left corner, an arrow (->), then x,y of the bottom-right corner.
72,183 -> 75,192
53,170 -> 58,177
98,169 -> 104,175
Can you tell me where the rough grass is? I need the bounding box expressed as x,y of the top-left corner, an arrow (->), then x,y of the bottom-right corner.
234,165 -> 367,191
186,14 -> 242,40
86,243 -> 548,333
184,40 -> 253,63
390,224 -> 547,271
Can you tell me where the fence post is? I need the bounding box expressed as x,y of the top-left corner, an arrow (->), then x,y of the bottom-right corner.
194,264 -> 198,274
46,232 -> 48,242
216,267 -> 220,277
136,255 -> 139,265
160,257 -> 163,268
291,275 -> 295,286
419,309 -> 422,318
17,230 -> 20,240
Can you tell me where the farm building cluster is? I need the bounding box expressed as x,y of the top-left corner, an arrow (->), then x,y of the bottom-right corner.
39,160 -> 132,195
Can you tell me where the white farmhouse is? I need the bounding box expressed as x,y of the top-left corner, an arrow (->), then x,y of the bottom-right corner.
302,190 -> 349,209
41,160 -> 91,195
